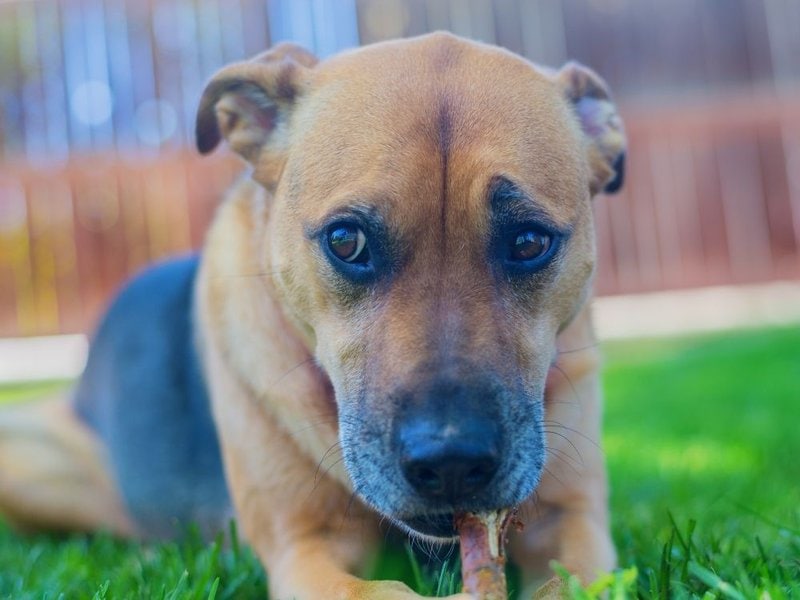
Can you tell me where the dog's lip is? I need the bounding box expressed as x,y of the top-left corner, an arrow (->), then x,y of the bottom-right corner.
401,512 -> 458,539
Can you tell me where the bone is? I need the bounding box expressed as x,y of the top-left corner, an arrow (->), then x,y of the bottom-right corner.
455,509 -> 516,599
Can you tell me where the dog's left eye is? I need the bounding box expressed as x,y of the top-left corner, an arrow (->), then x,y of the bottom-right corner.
509,230 -> 551,262
328,224 -> 369,263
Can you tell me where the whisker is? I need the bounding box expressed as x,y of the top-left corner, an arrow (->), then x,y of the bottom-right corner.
542,465 -> 567,488
543,428 -> 585,463
440,538 -> 457,564
556,342 -> 599,355
314,441 -> 343,484
517,490 -> 541,525
544,421 -> 601,449
379,513 -> 395,546
546,446 -> 583,472
549,362 -> 582,406
271,356 -> 316,388
313,456 -> 346,493
545,398 -> 581,410
413,532 -> 438,561
337,490 -> 359,535
306,455 -> 346,506
285,417 -> 338,437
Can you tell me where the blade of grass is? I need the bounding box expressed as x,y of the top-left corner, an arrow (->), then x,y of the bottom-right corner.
688,562 -> 745,600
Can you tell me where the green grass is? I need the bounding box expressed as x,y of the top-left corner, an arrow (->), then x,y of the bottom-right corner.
0,380 -> 71,406
1,325 -> 798,598
603,325 -> 800,599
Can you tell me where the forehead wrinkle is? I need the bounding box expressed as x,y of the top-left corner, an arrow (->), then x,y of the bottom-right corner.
428,108 -> 502,363
432,90 -> 472,359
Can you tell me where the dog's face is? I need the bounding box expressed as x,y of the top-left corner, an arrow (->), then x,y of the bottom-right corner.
197,34 -> 625,540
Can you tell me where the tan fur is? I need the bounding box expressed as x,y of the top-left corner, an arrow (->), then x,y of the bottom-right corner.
0,395 -> 133,535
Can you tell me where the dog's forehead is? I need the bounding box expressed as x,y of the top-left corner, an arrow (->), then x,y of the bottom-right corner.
286,34 -> 588,224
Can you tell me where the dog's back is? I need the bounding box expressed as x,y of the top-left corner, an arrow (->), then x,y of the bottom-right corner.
73,255 -> 230,538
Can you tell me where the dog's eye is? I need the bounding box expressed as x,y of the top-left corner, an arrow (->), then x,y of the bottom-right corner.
510,230 -> 551,262
328,225 -> 369,263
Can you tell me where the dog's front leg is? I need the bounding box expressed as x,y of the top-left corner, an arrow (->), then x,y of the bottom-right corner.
509,313 -> 616,593
536,359 -> 616,584
204,340 -> 469,600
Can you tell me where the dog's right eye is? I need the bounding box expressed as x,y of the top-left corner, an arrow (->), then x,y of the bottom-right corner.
327,224 -> 369,263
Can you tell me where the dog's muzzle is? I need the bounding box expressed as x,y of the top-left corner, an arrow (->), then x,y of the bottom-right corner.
340,370 -> 545,539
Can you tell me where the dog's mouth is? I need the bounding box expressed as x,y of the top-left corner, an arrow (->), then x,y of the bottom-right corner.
401,512 -> 458,539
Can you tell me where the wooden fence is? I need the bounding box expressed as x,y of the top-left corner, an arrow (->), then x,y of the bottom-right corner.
0,152 -> 241,335
594,91 -> 800,296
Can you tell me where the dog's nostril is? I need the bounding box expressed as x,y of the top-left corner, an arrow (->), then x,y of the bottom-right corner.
402,453 -> 499,502
465,462 -> 494,488
410,465 -> 444,494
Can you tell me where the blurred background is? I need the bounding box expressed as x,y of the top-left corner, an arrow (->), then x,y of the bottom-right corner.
0,0 -> 799,358
1,4 -> 799,595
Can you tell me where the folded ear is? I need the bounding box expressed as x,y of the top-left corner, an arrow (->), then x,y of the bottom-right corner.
195,43 -> 318,163
556,62 -> 626,195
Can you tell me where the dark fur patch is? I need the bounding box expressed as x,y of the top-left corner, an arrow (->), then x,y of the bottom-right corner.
74,257 -> 230,538
274,59 -> 298,102
603,152 -> 625,194
434,95 -> 453,331
436,97 -> 453,161
437,96 -> 453,224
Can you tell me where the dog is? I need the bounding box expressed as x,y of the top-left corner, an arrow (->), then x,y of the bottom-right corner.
0,32 -> 625,599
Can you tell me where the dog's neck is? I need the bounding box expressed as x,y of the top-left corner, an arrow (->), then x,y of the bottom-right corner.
196,176 -> 348,488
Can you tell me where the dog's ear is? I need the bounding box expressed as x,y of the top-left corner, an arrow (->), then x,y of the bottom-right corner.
195,43 -> 318,163
556,62 -> 626,195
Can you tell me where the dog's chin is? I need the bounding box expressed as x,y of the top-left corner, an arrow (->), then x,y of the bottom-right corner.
397,513 -> 459,543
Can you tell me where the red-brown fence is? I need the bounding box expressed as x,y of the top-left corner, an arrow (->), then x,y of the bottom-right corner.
594,90 -> 800,296
2,0 -> 800,337
0,153 -> 240,336
2,89 -> 799,337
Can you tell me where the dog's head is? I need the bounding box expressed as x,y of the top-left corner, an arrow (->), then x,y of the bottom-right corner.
196,33 -> 625,540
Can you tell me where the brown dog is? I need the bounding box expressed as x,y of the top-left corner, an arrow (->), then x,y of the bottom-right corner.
0,33 -> 625,599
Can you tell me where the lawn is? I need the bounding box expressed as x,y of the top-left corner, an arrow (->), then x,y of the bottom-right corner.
1,325 -> 798,598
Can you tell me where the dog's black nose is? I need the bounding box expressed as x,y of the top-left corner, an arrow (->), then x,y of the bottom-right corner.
401,445 -> 499,501
397,413 -> 500,503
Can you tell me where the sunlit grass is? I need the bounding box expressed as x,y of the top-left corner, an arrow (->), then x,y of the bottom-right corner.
0,379 -> 70,405
1,325 -> 798,598
603,325 -> 800,598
